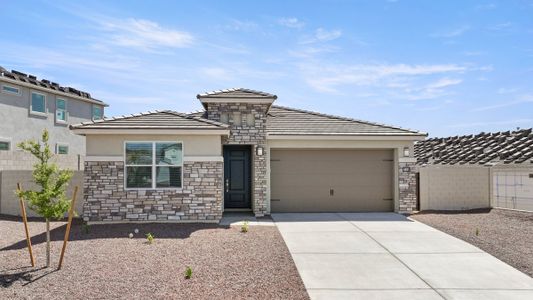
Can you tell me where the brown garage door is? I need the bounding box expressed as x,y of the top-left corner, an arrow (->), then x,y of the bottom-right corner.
270,149 -> 394,212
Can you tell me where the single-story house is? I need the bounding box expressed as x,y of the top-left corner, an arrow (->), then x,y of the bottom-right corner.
71,88 -> 426,222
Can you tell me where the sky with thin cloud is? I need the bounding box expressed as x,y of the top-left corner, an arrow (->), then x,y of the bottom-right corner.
1,0 -> 532,137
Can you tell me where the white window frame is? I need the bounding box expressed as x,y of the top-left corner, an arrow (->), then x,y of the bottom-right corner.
55,98 -> 68,124
0,137 -> 11,151
124,141 -> 184,191
56,143 -> 69,155
1,84 -> 21,96
92,104 -> 103,121
30,90 -> 47,117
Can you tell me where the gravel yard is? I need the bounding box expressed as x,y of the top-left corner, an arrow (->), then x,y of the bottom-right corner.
0,216 -> 308,300
411,208 -> 533,277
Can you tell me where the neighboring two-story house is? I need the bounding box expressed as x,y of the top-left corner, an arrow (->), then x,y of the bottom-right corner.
0,66 -> 108,171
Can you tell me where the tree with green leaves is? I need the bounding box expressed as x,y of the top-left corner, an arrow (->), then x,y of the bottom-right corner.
16,129 -> 73,268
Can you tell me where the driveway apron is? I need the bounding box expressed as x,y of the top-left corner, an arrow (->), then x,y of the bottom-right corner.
272,212 -> 533,300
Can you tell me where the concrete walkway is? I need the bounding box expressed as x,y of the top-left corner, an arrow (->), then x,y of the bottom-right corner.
272,212 -> 533,300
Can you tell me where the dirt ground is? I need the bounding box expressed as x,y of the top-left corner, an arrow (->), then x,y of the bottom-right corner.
0,216 -> 309,300
411,208 -> 533,277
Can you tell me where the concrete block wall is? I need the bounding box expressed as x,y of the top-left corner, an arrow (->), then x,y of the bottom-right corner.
419,165 -> 490,210
0,170 -> 83,217
0,150 -> 83,171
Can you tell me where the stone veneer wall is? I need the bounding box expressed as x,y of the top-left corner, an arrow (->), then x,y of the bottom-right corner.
83,160 -> 223,222
398,161 -> 418,213
206,103 -> 268,216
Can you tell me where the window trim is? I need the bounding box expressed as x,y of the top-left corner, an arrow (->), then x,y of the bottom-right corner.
1,84 -> 21,96
56,143 -> 69,155
123,141 -> 184,191
55,98 -> 68,124
30,90 -> 47,117
0,137 -> 11,151
92,104 -> 103,121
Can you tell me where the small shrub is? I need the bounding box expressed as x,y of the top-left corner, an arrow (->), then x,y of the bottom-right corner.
241,220 -> 249,233
184,266 -> 192,279
128,233 -> 134,239
475,228 -> 480,236
146,232 -> 155,244
82,223 -> 90,234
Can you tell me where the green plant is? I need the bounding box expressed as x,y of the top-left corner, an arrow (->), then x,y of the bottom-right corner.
82,223 -> 90,234
241,220 -> 249,233
475,228 -> 480,236
184,266 -> 192,279
146,232 -> 155,244
16,129 -> 73,267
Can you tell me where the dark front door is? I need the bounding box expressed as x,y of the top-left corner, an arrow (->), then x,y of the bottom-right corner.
223,145 -> 252,209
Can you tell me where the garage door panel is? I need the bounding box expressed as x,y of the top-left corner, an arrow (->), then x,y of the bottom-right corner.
270,149 -> 394,212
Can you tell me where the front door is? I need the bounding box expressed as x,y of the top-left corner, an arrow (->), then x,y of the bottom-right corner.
223,145 -> 252,209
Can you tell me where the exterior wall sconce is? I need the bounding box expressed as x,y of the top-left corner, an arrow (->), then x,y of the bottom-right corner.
403,147 -> 410,157
256,146 -> 264,156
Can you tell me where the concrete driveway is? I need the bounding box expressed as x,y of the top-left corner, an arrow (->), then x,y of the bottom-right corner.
272,213 -> 533,300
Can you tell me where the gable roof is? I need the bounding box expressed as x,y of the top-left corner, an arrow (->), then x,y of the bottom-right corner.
267,106 -> 426,136
414,128 -> 533,165
70,110 -> 229,132
197,88 -> 277,99
0,66 -> 106,106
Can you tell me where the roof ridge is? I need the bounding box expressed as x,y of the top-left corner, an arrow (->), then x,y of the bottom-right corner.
271,105 -> 424,135
197,87 -> 277,99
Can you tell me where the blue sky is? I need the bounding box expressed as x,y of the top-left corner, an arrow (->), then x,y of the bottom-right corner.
1,0 -> 532,137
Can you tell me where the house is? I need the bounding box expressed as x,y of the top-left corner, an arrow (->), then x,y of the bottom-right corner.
0,67 -> 107,216
0,66 -> 108,171
70,88 -> 426,222
414,129 -> 533,211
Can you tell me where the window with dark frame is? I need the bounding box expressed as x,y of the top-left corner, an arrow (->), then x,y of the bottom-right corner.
125,142 -> 183,189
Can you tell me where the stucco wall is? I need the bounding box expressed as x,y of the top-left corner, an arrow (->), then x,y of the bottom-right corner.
0,82 -> 103,156
86,134 -> 223,157
0,170 -> 83,217
419,165 -> 490,210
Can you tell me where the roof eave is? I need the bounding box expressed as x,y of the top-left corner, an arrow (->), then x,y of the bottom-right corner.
0,76 -> 108,106
70,128 -> 230,136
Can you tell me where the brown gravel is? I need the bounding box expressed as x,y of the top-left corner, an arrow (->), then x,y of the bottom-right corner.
411,208 -> 533,277
0,216 -> 309,300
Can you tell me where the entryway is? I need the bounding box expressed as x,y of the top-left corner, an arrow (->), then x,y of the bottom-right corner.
223,145 -> 252,209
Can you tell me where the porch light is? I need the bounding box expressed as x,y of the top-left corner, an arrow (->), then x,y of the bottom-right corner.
256,146 -> 264,156
403,147 -> 410,157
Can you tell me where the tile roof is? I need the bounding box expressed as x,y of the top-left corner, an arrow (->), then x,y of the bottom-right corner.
197,88 -> 277,99
70,110 -> 229,130
415,128 -> 533,165
266,106 -> 425,136
0,66 -> 105,104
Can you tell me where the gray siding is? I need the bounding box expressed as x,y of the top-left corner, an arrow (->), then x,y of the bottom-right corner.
0,82 -> 104,156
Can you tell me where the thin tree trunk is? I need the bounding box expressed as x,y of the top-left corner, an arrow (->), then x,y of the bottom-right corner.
46,218 -> 50,268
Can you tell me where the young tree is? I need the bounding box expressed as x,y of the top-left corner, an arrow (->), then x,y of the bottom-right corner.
16,129 -> 73,268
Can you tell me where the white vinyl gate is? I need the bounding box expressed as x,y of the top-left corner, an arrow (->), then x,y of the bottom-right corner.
492,165 -> 533,212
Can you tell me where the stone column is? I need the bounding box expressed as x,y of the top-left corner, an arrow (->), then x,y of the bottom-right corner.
398,158 -> 418,213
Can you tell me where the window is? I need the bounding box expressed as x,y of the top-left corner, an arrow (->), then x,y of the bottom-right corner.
0,141 -> 10,151
56,144 -> 69,155
92,105 -> 102,120
246,113 -> 255,126
125,142 -> 183,189
220,113 -> 229,124
56,99 -> 67,122
30,92 -> 46,114
2,84 -> 20,95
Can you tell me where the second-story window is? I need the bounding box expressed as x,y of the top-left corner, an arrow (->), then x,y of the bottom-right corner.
30,92 -> 46,115
92,105 -> 102,120
2,84 -> 21,95
56,99 -> 67,123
